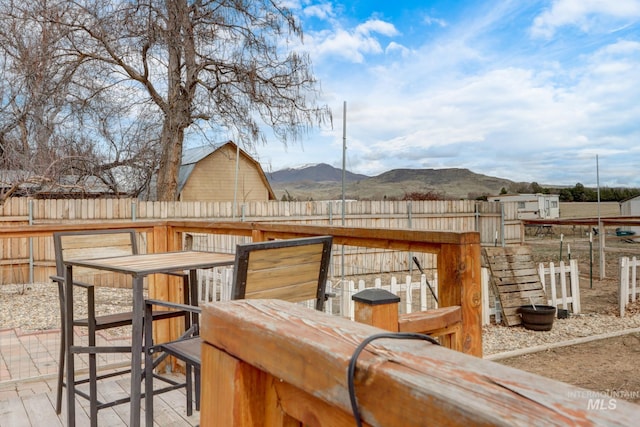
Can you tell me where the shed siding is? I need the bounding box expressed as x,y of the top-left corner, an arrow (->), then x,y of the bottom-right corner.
180,144 -> 269,202
620,197 -> 640,235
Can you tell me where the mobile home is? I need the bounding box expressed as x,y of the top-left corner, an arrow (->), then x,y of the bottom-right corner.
488,193 -> 560,220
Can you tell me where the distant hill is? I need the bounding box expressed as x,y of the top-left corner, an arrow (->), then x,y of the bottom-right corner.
268,164 -> 517,200
267,163 -> 368,184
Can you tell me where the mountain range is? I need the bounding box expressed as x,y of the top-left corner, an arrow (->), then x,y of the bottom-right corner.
266,163 -> 518,200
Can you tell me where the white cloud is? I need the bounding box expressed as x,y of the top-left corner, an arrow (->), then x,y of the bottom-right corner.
530,0 -> 640,38
424,16 -> 447,27
303,2 -> 334,19
355,19 -> 398,37
385,41 -> 411,57
311,31 -> 640,185
305,19 -> 399,62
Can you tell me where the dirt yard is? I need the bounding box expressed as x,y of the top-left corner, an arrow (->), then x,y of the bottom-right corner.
498,228 -> 640,404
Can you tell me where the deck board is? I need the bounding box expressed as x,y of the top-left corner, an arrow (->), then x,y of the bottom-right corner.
0,374 -> 199,426
22,393 -> 63,427
1,326 -> 198,426
0,396 -> 30,427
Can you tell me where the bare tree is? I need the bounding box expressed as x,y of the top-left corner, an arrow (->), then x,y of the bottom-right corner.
0,1 -> 179,201
46,0 -> 331,201
0,0 -> 79,196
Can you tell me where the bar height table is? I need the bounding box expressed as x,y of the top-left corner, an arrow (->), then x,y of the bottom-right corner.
64,250 -> 235,427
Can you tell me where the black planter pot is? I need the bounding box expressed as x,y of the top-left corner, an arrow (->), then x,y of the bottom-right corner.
518,305 -> 556,331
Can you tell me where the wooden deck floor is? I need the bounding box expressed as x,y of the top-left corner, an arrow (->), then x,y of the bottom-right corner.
0,327 -> 199,426
0,371 -> 199,426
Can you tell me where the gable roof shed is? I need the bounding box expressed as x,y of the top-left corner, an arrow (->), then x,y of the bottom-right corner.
178,141 -> 276,202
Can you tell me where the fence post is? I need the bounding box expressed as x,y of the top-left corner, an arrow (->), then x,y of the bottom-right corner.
569,259 -> 581,313
620,257 -> 629,317
549,262 -> 558,307
632,256 -> 637,303
559,261 -> 568,309
438,241 -> 482,357
352,288 -> 400,331
481,267 -> 490,326
29,199 -> 34,284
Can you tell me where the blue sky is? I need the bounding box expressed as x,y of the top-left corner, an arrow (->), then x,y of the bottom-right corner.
251,0 -> 640,188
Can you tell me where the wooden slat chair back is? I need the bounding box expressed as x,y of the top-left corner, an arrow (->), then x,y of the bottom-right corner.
144,235 -> 333,421
54,230 -> 137,286
232,235 -> 333,311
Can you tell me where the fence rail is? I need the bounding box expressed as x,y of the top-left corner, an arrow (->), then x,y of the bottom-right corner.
200,299 -> 640,426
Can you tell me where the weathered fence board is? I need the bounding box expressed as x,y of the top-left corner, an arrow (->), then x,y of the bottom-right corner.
0,198 -> 520,286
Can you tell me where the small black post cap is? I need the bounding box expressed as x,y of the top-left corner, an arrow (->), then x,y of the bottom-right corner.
352,288 -> 400,305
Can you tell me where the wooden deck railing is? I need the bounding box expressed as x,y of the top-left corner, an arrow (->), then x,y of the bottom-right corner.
200,299 -> 639,426
0,219 -> 482,356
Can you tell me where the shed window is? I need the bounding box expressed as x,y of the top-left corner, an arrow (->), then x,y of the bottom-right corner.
517,202 -> 525,209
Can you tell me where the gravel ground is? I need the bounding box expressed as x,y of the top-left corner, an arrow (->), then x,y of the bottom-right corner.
3,282 -> 640,357
483,310 -> 640,357
0,282 -> 136,335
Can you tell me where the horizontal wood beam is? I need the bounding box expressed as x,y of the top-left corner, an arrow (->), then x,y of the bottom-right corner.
398,306 -> 462,333
0,221 -> 161,239
170,220 -> 479,254
201,299 -> 639,427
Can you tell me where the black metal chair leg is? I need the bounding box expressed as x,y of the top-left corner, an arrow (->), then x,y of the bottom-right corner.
195,366 -> 201,412
186,363 -> 193,416
56,281 -> 66,414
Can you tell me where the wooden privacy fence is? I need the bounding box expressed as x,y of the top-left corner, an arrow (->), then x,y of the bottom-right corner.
199,299 -> 639,426
620,256 -> 639,317
0,197 -> 522,286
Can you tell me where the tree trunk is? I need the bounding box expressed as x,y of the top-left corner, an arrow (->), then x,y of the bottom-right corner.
156,0 -> 191,201
156,120 -> 184,201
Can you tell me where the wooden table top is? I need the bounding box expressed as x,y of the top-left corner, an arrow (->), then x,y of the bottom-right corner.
64,251 -> 235,276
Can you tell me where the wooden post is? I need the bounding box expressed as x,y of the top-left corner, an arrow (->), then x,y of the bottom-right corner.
166,223 -> 187,350
252,229 -> 265,242
352,288 -> 400,331
201,343 -> 265,426
438,241 -> 482,357
149,224 -> 185,372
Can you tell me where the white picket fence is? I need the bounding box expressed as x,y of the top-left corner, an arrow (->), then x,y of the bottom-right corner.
336,274 -> 439,320
538,259 -> 581,314
196,260 -> 580,326
195,267 -> 439,318
619,256 -> 639,317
